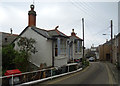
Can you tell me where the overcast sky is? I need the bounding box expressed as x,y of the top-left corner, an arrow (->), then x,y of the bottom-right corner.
0,0 -> 119,48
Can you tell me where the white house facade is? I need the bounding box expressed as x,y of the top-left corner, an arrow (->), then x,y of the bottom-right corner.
14,27 -> 53,67
68,29 -> 83,62
14,4 -> 82,68
14,25 -> 69,67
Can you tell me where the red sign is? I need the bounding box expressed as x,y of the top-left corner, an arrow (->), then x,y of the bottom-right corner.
5,69 -> 21,78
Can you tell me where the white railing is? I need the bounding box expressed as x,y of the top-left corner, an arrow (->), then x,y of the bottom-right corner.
1,62 -> 82,86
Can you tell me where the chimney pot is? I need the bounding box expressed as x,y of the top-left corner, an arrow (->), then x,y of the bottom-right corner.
28,4 -> 36,26
72,29 -> 74,32
10,28 -> 12,34
71,29 -> 76,36
30,4 -> 34,10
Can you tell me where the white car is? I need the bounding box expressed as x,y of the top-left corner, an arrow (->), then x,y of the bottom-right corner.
89,57 -> 95,62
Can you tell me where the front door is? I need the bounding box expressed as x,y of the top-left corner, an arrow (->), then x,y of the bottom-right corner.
106,54 -> 110,61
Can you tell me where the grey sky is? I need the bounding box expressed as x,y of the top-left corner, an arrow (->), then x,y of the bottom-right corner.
0,0 -> 118,48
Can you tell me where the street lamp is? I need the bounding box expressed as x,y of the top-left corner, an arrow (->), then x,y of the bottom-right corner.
102,34 -> 110,42
102,34 -> 110,35
103,34 -> 106,35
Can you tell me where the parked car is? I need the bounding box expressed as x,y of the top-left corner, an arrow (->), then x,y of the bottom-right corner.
89,57 -> 95,62
74,58 -> 82,63
74,59 -> 80,63
4,69 -> 21,85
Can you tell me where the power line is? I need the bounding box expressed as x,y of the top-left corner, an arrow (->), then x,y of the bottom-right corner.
93,26 -> 111,36
70,0 -> 111,28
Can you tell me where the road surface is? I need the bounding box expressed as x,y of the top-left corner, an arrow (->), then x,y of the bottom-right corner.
33,62 -> 117,85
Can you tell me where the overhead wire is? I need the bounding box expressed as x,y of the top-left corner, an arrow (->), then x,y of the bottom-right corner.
69,0 -> 116,46
70,0 -> 104,27
69,0 -> 113,36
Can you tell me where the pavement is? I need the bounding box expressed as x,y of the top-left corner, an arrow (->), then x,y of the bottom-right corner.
106,61 -> 120,85
33,62 -> 117,86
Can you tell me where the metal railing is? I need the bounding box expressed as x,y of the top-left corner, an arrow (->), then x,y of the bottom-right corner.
0,62 -> 82,86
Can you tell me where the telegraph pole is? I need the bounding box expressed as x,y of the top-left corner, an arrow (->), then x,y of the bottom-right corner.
82,18 -> 85,59
111,20 -> 113,63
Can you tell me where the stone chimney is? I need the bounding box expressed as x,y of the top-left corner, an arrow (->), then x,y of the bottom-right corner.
71,29 -> 76,36
28,4 -> 36,26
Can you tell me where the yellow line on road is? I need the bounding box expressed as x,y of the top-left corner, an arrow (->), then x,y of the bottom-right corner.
47,65 -> 90,84
105,64 -> 113,86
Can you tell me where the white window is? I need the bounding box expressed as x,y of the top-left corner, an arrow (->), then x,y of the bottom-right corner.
75,40 -> 82,53
60,39 -> 66,54
75,42 -> 78,53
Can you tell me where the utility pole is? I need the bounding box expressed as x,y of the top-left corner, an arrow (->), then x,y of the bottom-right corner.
111,20 -> 113,63
82,18 -> 85,59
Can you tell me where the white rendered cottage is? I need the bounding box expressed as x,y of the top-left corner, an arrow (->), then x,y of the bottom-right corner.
14,4 -> 69,67
68,29 -> 83,62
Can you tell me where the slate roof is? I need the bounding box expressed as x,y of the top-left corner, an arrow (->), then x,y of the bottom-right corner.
47,29 -> 68,37
13,26 -> 83,43
0,32 -> 18,46
103,40 -> 111,45
31,26 -> 69,39
12,26 -> 69,43
117,33 -> 120,38
31,26 -> 51,38
69,35 -> 83,41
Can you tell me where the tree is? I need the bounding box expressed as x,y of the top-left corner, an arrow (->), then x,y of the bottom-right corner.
2,44 -> 18,75
2,37 -> 37,73
17,37 -> 37,55
13,37 -> 37,72
2,45 -> 16,70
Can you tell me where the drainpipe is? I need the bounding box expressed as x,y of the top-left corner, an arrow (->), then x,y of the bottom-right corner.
73,40 -> 75,62
52,40 -> 54,67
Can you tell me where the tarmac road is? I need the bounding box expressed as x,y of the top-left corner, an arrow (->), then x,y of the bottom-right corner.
33,62 -> 117,86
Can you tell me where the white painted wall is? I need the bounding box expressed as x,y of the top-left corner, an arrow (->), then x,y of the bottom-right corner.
73,41 -> 83,60
14,27 -> 52,67
54,56 -> 67,67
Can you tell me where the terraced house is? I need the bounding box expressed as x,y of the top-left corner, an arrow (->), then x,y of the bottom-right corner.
68,29 -> 83,62
14,4 -> 83,68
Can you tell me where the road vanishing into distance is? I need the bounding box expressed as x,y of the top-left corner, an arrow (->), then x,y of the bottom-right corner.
33,62 -> 117,86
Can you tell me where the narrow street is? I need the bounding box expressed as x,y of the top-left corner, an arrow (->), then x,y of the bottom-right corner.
33,62 -> 116,85
1,1 -> 120,86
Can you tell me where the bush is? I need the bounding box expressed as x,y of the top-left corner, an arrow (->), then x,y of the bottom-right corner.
116,62 -> 120,70
13,51 -> 29,72
2,37 -> 37,73
85,61 -> 89,66
2,45 -> 16,72
82,58 -> 89,68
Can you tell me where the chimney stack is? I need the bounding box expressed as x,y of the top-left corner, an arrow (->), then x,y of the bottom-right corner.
10,28 -> 12,34
71,29 -> 76,36
28,4 -> 36,26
